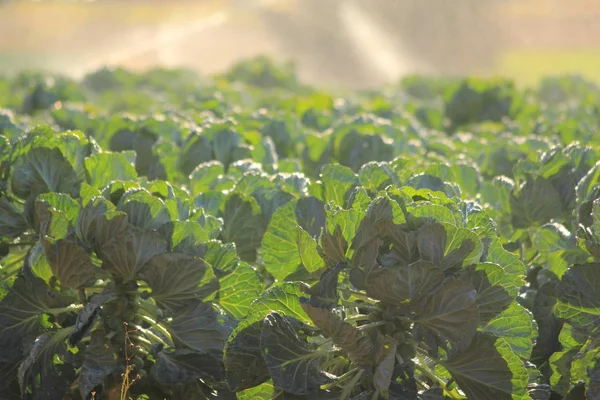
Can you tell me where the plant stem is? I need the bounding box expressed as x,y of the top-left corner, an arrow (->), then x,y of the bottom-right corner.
347,289 -> 375,301
414,353 -> 462,400
4,241 -> 36,247
139,315 -> 173,344
132,323 -> 171,348
357,320 -> 386,331
343,314 -> 369,322
343,304 -> 381,316
370,389 -> 380,400
47,305 -> 84,315
414,353 -> 445,389
321,367 -> 358,390
340,368 -> 364,400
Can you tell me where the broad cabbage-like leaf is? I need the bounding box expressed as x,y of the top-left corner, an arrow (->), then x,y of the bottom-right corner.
11,147 -> 80,199
78,328 -> 119,398
117,189 -> 172,230
413,278 -> 479,354
152,348 -> 225,385
260,312 -> 332,395
224,316 -> 269,392
84,151 -> 137,188
218,262 -> 263,320
99,226 -> 168,281
167,301 -> 231,355
556,263 -> 600,333
42,237 -> 97,289
139,252 -> 217,310
365,261 -> 444,306
222,192 -> 266,262
442,333 -> 529,400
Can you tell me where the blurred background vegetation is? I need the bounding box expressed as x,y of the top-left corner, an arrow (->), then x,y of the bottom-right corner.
1,0 -> 599,88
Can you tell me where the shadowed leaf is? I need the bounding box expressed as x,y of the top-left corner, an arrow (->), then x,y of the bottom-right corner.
260,312 -> 332,395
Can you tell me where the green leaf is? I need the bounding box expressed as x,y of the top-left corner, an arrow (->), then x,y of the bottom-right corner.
510,176 -> 563,228
450,162 -> 482,198
163,220 -> 211,254
260,312 -> 332,395
587,361 -> 600,400
570,338 -> 600,393
262,202 -> 322,280
556,263 -> 600,333
482,239 -> 526,297
302,262 -> 345,309
167,301 -> 230,355
461,263 -> 515,324
99,226 -> 168,281
213,127 -> 242,168
406,173 -> 461,199
28,242 -> 54,284
406,203 -> 459,227
373,336 -> 398,398
236,381 -> 278,400
532,223 -> 586,278
349,187 -> 373,211
18,327 -> 73,397
139,252 -> 217,310
301,301 -> 375,367
34,198 -> 71,239
480,176 -> 514,214
413,278 -> 479,352
549,349 -> 579,396
0,198 -> 27,238
219,262 -> 263,320
76,197 -> 128,251
36,192 -> 79,223
531,281 -> 562,364
84,151 -> 137,188
102,180 -> 140,204
576,160 -> 600,203
42,237 -> 97,289
320,164 -> 358,207
249,282 -> 313,325
79,328 -> 119,399
384,225 -> 418,267
482,302 -> 537,359
180,133 -> 213,175
441,223 -> 483,270
261,201 -> 303,281
325,208 -> 365,259
0,276 -> 73,377
253,135 -> 278,173
195,209 -> 224,240
358,162 -> 397,193
222,192 -> 266,262
203,240 -> 240,275
463,202 -> 497,242
319,225 -> 349,268
224,316 -> 270,392
117,189 -> 171,230
152,348 -> 224,385
296,226 -> 322,273
365,261 -> 444,307
189,161 -> 228,195
252,184 -> 295,225
443,333 -> 529,400
11,147 -> 79,199
416,222 -> 446,265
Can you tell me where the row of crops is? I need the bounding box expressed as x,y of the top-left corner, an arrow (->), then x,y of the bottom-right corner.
1,57 -> 599,399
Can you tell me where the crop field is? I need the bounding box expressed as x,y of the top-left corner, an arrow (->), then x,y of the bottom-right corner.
1,56 -> 600,400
